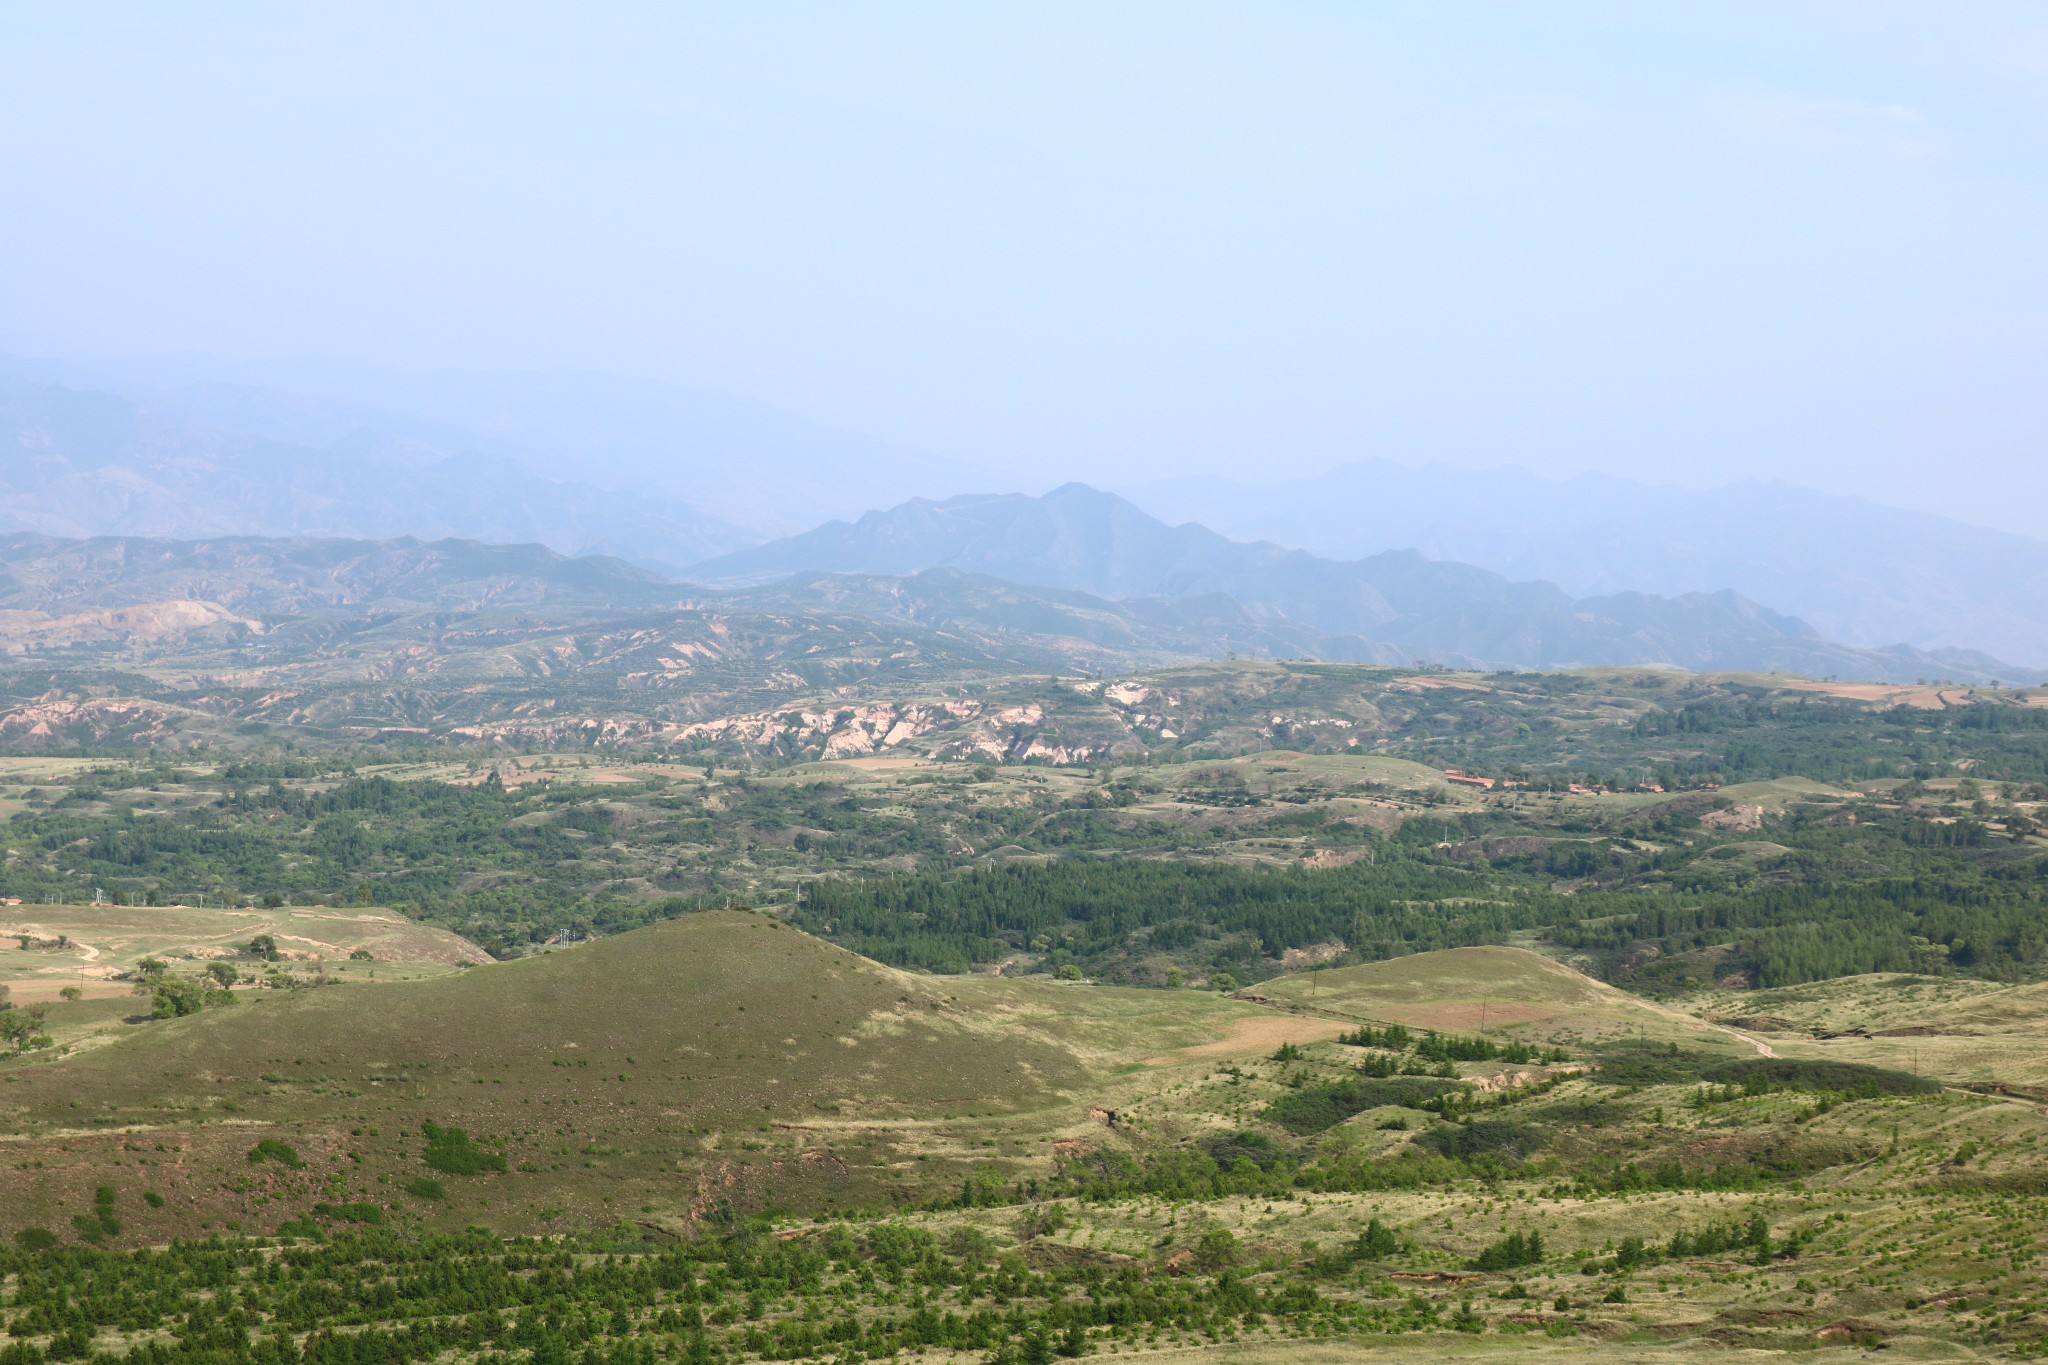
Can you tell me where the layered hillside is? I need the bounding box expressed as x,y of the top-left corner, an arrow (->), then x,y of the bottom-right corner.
1127,460 -> 2048,669
688,484 -> 2024,683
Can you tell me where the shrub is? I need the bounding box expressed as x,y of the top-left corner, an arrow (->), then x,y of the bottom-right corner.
1418,1119 -> 1546,1163
1266,1077 -> 1462,1134
311,1201 -> 384,1224
1590,1041 -> 1714,1087
422,1122 -> 506,1175
1701,1058 -> 1938,1098
1352,1218 -> 1400,1260
149,978 -> 215,1018
1192,1227 -> 1239,1270
13,1226 -> 58,1251
248,1138 -> 303,1168
405,1177 -> 447,1200
1202,1130 -> 1290,1173
1470,1230 -> 1545,1271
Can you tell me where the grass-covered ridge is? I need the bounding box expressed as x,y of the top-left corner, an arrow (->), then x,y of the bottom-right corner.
9,927 -> 2048,1359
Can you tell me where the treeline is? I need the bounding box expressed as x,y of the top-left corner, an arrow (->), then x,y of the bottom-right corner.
796,857 -> 1568,980
797,818 -> 2048,990
1561,855 -> 2048,989
1624,697 -> 2048,786
0,775 -> 700,957
0,1217 -> 1487,1365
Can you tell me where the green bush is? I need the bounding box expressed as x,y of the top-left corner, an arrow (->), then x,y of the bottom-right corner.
422,1122 -> 506,1175
312,1201 -> 384,1224
248,1138 -> 303,1168
1589,1041 -> 1714,1087
1266,1077 -> 1461,1134
1418,1119 -> 1547,1163
405,1177 -> 447,1200
13,1227 -> 58,1251
1470,1230 -> 1545,1271
1701,1058 -> 1938,1098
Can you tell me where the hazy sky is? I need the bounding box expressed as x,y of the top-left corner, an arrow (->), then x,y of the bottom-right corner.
5,3 -> 2046,532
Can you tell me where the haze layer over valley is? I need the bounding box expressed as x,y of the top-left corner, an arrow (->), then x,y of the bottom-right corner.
6,356 -> 2041,685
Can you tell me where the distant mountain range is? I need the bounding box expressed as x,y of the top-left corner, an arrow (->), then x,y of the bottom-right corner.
0,530 -> 1388,672
0,520 -> 2029,698
0,366 -> 750,568
1121,461 -> 2048,669
688,484 -> 2026,684
28,352 -> 1011,540
3,351 -> 2043,680
0,353 -> 1015,571
0,532 -> 678,617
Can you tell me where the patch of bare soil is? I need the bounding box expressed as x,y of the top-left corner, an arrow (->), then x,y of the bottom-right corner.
1373,1001 -> 1558,1032
1145,1013 -> 1349,1065
1277,941 -> 1348,967
1710,1014 -> 1802,1033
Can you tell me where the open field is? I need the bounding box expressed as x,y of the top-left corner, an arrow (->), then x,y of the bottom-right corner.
0,901 -> 487,992
1246,946 -> 1760,1053
3,661 -> 2048,1360
1675,972 -> 2048,1097
0,911 -> 1227,1235
9,923 -> 2048,1356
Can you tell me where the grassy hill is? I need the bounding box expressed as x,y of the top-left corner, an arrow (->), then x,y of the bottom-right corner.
10,928 -> 2048,1357
0,900 -> 487,1002
0,910 -> 1282,1241
1245,945 -> 1753,1052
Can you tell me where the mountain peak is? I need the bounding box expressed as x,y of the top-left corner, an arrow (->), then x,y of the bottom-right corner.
685,488 -> 2020,683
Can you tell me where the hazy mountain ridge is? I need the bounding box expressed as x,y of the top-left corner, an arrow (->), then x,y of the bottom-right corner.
74,353 -> 1019,539
1123,461 -> 2048,668
4,353 -> 2040,684
720,568 -> 1409,666
0,532 -> 1394,677
0,532 -> 678,616
0,368 -> 753,567
689,484 -> 2027,684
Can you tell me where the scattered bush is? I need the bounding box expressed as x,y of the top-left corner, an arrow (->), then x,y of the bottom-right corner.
1470,1229 -> 1545,1271
1266,1077 -> 1461,1134
422,1121 -> 506,1175
248,1138 -> 303,1168
1700,1058 -> 1938,1098
312,1201 -> 384,1224
1418,1119 -> 1547,1163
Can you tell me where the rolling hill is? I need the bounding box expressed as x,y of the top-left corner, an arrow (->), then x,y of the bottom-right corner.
1246,945 -> 1747,1051
0,910 -> 1151,1235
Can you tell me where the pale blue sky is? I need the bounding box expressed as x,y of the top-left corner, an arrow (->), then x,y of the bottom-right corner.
4,3 -> 2046,531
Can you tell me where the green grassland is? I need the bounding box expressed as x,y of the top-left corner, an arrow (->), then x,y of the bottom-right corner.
1242,945 -> 1758,1053
10,918 -> 2048,1357
0,911 -> 1276,1238
1,900 -> 486,998
2,665 -> 2048,1362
